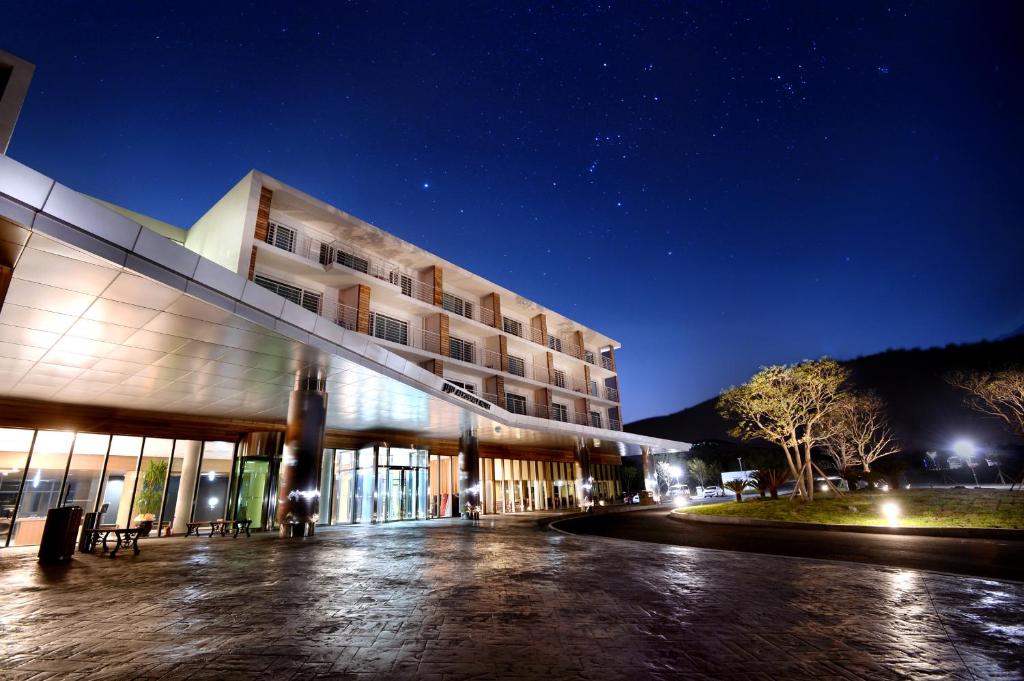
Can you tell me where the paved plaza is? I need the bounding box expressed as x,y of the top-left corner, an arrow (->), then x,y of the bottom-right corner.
1,514 -> 1022,681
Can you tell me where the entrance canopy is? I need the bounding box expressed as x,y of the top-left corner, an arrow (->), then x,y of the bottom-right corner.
0,156 -> 688,458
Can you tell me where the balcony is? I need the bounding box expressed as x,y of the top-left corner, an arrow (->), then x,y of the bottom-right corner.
481,393 -> 622,431
262,222 -> 617,372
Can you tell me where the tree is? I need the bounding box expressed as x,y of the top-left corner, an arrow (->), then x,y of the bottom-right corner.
686,458 -> 720,490
718,359 -> 849,501
135,459 -> 168,518
722,479 -> 749,502
822,392 -> 899,487
949,369 -> 1024,437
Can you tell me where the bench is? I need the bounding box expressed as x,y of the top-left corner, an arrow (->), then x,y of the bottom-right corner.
204,519 -> 252,538
81,527 -> 142,558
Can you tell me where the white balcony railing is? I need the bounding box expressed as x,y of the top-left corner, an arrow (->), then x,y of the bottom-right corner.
262,221 -> 618,372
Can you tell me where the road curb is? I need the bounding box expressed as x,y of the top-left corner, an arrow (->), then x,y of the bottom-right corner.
668,509 -> 1024,540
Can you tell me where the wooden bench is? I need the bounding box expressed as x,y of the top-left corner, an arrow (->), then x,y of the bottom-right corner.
208,519 -> 252,538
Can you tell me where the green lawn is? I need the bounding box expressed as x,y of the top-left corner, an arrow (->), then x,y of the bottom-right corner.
676,489 -> 1024,529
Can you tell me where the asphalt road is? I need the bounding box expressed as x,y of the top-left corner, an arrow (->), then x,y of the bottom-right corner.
554,507 -> 1024,581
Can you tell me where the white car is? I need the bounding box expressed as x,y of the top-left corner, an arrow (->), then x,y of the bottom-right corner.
702,485 -> 724,498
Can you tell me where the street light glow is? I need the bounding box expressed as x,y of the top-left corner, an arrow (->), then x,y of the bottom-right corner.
952,440 -> 975,458
881,502 -> 900,525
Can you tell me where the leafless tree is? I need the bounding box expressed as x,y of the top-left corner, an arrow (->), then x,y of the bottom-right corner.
949,369 -> 1024,437
823,392 -> 899,484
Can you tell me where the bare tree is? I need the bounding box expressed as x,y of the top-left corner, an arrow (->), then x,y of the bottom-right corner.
949,369 -> 1024,437
718,359 -> 849,501
823,392 -> 899,486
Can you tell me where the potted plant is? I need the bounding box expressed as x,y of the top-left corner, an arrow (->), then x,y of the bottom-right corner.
133,459 -> 168,536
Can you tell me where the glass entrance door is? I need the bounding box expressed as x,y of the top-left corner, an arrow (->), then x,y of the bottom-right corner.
385,467 -> 418,521
236,459 -> 270,529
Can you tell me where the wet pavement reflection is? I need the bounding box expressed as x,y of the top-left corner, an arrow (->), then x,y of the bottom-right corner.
0,513 -> 1021,680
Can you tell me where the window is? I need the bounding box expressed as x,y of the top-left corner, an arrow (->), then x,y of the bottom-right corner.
442,292 -> 474,319
507,355 -> 525,377
589,411 -> 603,428
265,221 -> 296,253
551,403 -> 569,422
317,242 -> 334,266
368,312 -> 409,345
503,317 -> 523,337
589,381 -> 599,397
448,336 -> 475,364
553,369 -> 567,389
448,380 -> 476,394
505,393 -> 528,415
335,247 -> 369,274
547,335 -> 563,353
584,350 -> 596,364
253,274 -> 322,314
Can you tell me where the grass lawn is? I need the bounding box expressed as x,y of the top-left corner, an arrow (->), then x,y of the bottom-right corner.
676,489 -> 1024,529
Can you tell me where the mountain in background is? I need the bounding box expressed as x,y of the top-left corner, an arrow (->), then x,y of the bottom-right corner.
627,334 -> 1024,452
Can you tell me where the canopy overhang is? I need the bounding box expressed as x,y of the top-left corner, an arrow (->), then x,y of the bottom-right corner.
0,156 -> 689,458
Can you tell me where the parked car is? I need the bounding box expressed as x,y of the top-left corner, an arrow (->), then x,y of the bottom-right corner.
702,485 -> 724,498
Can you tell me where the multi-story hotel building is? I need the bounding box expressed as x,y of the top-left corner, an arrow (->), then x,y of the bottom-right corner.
0,54 -> 686,547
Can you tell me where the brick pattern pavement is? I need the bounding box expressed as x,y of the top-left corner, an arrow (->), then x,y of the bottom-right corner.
0,514 -> 1021,680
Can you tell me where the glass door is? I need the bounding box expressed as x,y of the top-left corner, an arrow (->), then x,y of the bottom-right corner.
235,459 -> 270,530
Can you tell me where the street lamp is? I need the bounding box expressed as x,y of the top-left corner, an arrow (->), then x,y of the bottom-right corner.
953,440 -> 980,488
737,457 -> 744,473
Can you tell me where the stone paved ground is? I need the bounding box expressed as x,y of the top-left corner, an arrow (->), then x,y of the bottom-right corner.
0,513 -> 1022,681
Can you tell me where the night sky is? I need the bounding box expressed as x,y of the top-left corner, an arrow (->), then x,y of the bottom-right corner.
2,2 -> 1021,422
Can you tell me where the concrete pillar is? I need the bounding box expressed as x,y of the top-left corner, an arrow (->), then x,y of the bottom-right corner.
575,439 -> 593,509
170,440 -> 203,534
458,428 -> 480,518
277,371 -> 328,537
641,446 -> 658,501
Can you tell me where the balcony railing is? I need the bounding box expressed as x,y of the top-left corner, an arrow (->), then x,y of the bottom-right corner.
262,221 -> 619,373
479,393 -> 621,430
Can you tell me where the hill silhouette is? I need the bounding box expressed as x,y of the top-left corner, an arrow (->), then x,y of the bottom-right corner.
627,335 -> 1024,452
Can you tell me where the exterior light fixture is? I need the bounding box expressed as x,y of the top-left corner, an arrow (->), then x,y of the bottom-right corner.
673,496 -> 688,507
208,497 -> 218,509
952,440 -> 975,458
881,502 -> 900,525
207,470 -> 216,482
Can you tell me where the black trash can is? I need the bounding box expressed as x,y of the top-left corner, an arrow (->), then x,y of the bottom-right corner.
38,506 -> 83,564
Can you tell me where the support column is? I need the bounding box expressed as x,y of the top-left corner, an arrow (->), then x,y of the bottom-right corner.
641,446 -> 658,502
277,370 -> 328,537
572,330 -> 585,360
339,284 -> 370,333
421,265 -> 444,307
170,440 -> 203,534
575,438 -> 593,510
458,428 -> 480,518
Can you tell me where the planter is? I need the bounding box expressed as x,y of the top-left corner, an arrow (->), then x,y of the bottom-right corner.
136,520 -> 154,537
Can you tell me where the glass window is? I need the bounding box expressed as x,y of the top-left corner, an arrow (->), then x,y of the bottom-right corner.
1,429 -> 36,546
130,438 -> 173,531
100,436 -> 143,528
333,450 -> 354,524
505,393 -> 528,415
442,292 -> 473,319
554,369 -> 567,389
369,312 -> 409,345
502,317 -> 523,337
63,433 -> 110,515
355,446 -> 376,523
194,441 -> 233,522
589,411 -> 603,428
266,221 -> 296,252
552,403 -> 569,422
548,335 -> 563,353
337,247 -> 370,274
507,355 -> 525,377
448,336 -> 475,363
318,449 -> 334,525
10,431 -> 74,546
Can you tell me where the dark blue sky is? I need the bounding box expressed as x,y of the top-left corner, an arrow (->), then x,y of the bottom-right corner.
3,2 -> 1022,421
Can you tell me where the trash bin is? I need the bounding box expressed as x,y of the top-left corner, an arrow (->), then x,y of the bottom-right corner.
78,511 -> 101,553
38,506 -> 83,564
